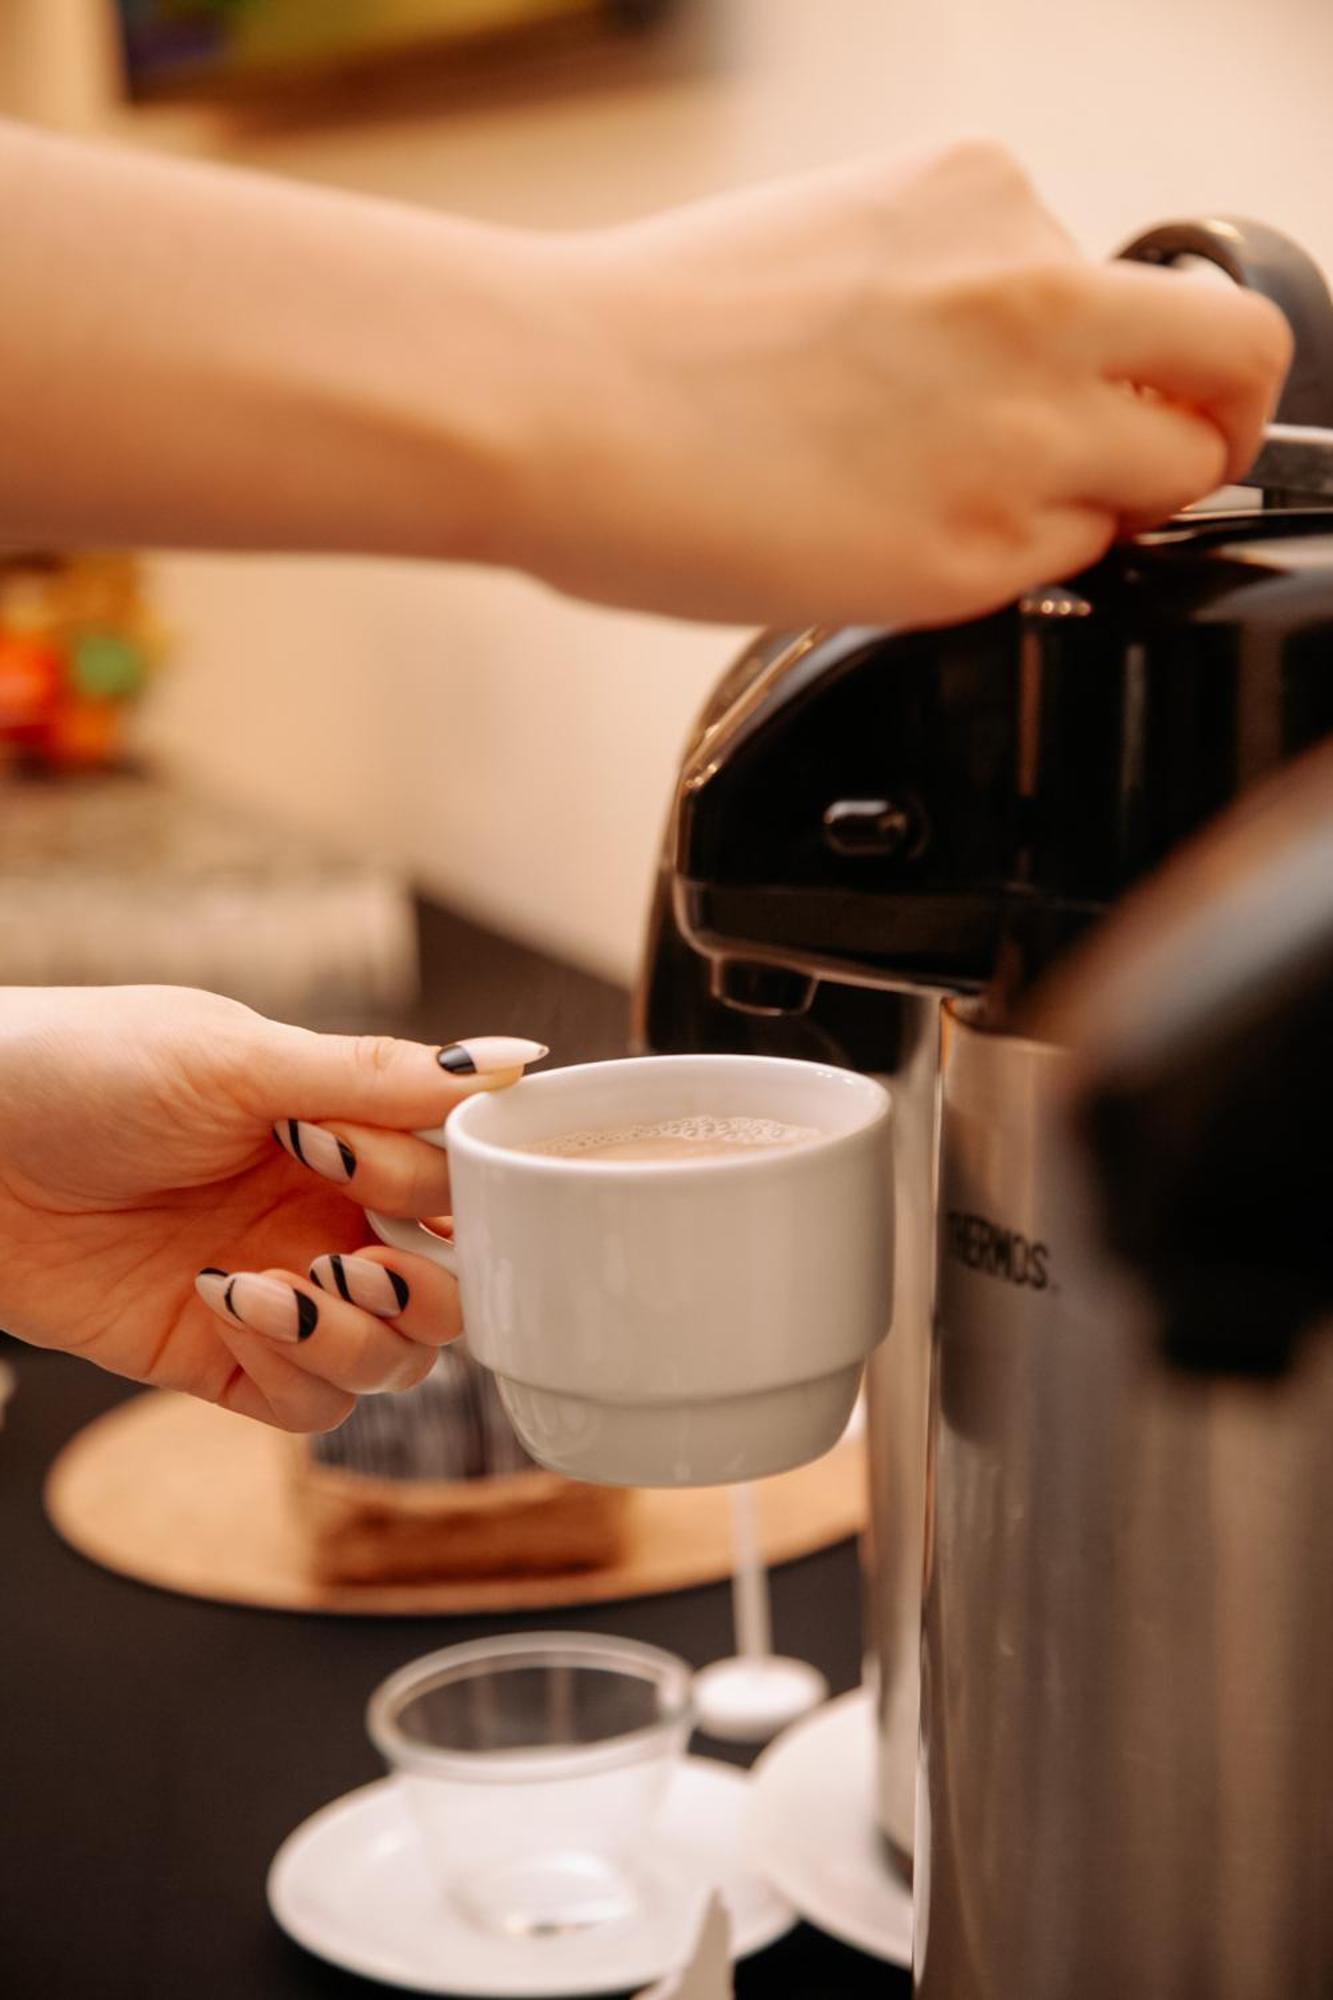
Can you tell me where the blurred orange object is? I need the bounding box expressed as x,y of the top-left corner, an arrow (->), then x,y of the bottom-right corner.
42,694 -> 123,769
0,631 -> 63,736
0,553 -> 165,769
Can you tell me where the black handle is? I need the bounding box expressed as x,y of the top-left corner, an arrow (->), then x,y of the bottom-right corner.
1119,216 -> 1333,427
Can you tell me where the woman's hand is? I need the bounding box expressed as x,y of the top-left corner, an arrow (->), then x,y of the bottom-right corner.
0,986 -> 545,1432
511,140 -> 1293,627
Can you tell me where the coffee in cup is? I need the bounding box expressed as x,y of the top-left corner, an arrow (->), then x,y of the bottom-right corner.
518,1114 -> 819,1163
366,1055 -> 893,1487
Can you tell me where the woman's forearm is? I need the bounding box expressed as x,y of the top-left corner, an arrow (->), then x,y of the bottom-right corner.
0,119 -> 554,562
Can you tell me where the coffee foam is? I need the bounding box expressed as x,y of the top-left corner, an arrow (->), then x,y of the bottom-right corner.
528,1114 -> 818,1156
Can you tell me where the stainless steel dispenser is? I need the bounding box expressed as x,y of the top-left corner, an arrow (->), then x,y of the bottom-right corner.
637,217 -> 1333,1991
917,739 -> 1333,1997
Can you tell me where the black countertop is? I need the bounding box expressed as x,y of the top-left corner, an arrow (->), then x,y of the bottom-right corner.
0,902 -> 908,2000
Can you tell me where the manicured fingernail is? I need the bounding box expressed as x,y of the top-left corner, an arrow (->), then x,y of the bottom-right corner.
437,1036 -> 548,1077
309,1253 -> 410,1317
273,1119 -> 356,1183
195,1269 -> 318,1343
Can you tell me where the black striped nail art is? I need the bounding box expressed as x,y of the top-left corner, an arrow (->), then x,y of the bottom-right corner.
278,1120 -> 352,1176
436,1044 -> 477,1075
196,1269 -> 315,1345
310,1253 -> 411,1316
274,1119 -> 356,1181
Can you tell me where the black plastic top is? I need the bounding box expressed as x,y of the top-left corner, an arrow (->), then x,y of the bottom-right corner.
670,514 -> 1333,1007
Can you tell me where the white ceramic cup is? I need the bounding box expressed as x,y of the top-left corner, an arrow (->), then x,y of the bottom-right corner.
366,1054 -> 893,1487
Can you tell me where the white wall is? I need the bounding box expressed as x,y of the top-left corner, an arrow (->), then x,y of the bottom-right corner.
14,0 -> 1333,980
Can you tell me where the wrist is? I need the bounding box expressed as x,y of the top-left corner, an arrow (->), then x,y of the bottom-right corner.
258,210 -> 551,570
413,225 -> 623,579
166,196 -> 595,575
311,212 -> 619,577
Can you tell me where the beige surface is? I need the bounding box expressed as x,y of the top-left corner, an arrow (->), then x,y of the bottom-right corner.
45,1390 -> 866,1615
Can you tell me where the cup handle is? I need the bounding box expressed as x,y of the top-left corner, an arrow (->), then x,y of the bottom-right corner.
364,1126 -> 460,1276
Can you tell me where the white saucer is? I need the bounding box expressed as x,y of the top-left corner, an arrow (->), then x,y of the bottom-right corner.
747,1688 -> 913,1966
268,1757 -> 795,1997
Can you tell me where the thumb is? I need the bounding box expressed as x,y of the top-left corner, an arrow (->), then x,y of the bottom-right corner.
240,1027 -> 549,1130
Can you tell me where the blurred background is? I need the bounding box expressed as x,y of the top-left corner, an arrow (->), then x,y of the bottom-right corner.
4,0 -> 1333,997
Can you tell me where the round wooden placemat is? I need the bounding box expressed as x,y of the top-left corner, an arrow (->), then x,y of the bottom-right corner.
45,1391 -> 867,1615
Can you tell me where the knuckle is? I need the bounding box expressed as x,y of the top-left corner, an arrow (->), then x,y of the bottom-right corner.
405,1153 -> 452,1217
372,1153 -> 450,1223
938,264 -> 1080,358
932,272 -> 1000,342
272,1390 -> 356,1435
1243,295 -> 1295,380
1152,405 -> 1227,498
1175,426 -> 1228,507
305,1394 -> 358,1436
984,398 -> 1067,480
939,477 -> 1017,550
992,265 -> 1082,354
1197,419 -> 1230,482
338,1332 -> 384,1394
905,529 -> 1007,620
343,1323 -> 418,1394
392,1349 -> 438,1393
1017,261 -> 1083,331
938,418 -> 1061,544
261,1409 -> 308,1436
352,1034 -> 403,1081
938,135 -> 1031,196
374,1162 -> 415,1218
1074,509 -> 1118,569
